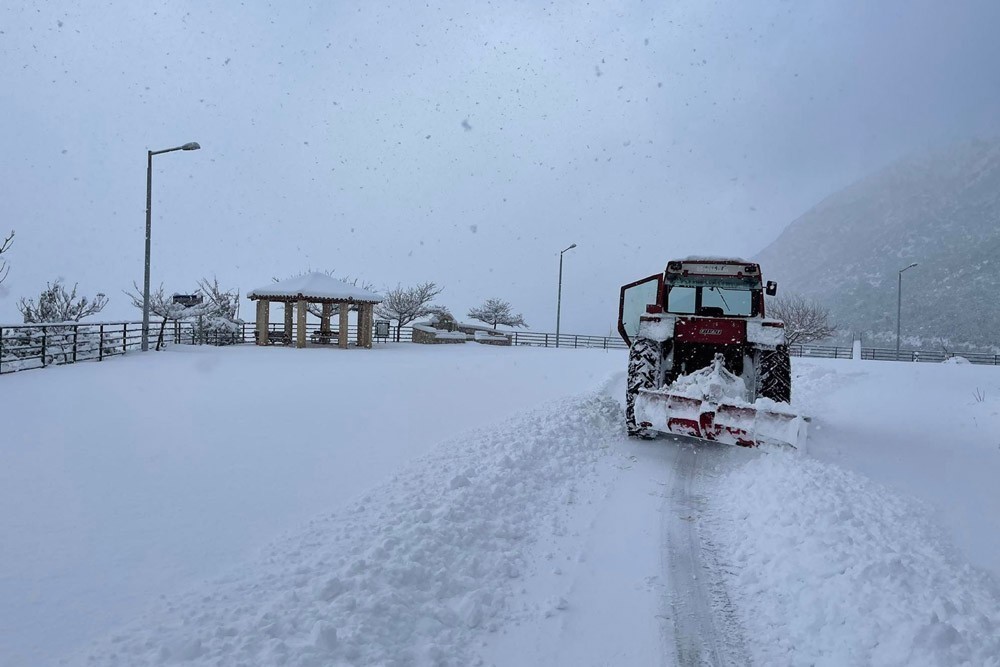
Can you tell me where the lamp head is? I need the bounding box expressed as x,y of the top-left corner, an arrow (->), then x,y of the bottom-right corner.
181,142 -> 201,151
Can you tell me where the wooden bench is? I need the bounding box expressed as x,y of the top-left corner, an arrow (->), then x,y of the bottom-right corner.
310,330 -> 339,345
253,330 -> 291,345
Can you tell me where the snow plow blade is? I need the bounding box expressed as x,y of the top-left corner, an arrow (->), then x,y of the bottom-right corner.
634,389 -> 808,449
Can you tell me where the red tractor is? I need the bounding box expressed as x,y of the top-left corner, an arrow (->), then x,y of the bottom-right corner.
618,258 -> 805,448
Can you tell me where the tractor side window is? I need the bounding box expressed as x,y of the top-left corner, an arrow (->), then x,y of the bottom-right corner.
620,276 -> 660,342
666,286 -> 696,314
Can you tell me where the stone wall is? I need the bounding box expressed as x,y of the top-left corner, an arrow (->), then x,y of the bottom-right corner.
412,325 -> 466,345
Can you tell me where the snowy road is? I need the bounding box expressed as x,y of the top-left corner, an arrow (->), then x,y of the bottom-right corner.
5,348 -> 1000,665
482,375 -> 750,667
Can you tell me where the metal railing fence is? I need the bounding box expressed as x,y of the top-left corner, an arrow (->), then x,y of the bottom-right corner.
3,319 -> 999,375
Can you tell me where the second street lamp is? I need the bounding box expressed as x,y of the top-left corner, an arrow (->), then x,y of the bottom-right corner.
143,141 -> 201,352
895,262 -> 918,361
555,243 -> 577,348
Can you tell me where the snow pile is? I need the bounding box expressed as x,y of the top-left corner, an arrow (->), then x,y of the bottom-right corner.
660,355 -> 747,404
942,355 -> 971,364
705,452 -> 1000,666
70,393 -> 622,666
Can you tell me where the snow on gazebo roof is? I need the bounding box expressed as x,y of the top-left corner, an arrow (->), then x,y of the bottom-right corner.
248,273 -> 383,303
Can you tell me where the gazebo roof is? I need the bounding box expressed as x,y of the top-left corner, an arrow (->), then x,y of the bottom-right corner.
248,273 -> 384,303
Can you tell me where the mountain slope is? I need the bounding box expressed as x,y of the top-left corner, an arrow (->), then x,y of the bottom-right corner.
755,139 -> 1000,349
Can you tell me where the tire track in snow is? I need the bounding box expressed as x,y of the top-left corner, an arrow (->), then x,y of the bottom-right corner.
603,372 -> 750,666
656,439 -> 750,667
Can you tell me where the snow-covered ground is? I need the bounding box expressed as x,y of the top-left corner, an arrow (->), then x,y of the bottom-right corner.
2,346 -> 999,666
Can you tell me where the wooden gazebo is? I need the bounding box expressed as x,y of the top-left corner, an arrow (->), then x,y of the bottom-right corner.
247,273 -> 383,349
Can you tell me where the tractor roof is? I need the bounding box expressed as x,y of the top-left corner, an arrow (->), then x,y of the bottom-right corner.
678,255 -> 753,263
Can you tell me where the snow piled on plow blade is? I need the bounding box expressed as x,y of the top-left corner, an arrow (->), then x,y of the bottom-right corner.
634,390 -> 808,449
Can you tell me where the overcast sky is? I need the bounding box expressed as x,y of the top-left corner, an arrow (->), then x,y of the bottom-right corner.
2,0 -> 999,333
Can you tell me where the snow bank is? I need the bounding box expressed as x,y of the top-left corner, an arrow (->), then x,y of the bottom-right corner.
705,452 -> 1000,667
70,393 -> 622,666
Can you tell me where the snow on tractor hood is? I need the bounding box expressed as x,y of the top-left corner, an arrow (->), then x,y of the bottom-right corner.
747,319 -> 786,347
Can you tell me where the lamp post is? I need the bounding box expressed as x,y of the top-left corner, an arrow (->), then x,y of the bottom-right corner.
555,243 -> 577,348
143,142 -> 201,352
895,262 -> 918,361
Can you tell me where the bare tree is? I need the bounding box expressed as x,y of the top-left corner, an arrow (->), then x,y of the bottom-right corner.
18,278 -> 108,323
375,282 -> 443,341
124,282 -> 196,348
467,298 -> 528,329
125,277 -> 242,348
125,281 -> 194,319
196,277 -> 241,321
767,293 -> 837,346
0,230 -> 13,285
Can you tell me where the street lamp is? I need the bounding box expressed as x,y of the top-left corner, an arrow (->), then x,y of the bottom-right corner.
896,262 -> 918,361
555,243 -> 577,348
143,142 -> 201,352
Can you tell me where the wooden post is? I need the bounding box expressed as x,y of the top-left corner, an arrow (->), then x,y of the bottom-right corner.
255,300 -> 269,345
321,303 -> 332,343
297,299 -> 307,348
358,303 -> 371,350
355,303 -> 363,347
339,300 -> 349,349
284,302 -> 294,345
369,304 -> 375,348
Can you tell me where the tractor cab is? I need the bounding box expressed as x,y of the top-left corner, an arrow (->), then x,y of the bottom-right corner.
618,258 -> 777,347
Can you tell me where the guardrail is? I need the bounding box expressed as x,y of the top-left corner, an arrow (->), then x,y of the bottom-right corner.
508,331 -> 629,350
3,320 -> 998,375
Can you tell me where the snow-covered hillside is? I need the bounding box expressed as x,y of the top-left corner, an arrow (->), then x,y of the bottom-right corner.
2,346 -> 999,666
756,138 -> 1000,350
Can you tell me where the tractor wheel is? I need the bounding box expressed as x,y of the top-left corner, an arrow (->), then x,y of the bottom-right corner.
759,345 -> 792,404
626,337 -> 661,437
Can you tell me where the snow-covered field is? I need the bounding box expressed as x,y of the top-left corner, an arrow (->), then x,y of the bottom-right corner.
2,345 -> 999,666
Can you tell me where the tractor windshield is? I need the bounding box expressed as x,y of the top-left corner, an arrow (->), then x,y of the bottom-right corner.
665,276 -> 759,317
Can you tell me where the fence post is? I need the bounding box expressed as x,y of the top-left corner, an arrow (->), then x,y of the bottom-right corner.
574,335 -> 578,348
544,333 -> 549,347
73,325 -> 79,363
123,323 -> 128,353
41,327 -> 47,367
99,324 -> 105,361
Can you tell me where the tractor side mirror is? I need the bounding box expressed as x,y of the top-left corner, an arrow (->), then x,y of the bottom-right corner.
765,281 -> 778,296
